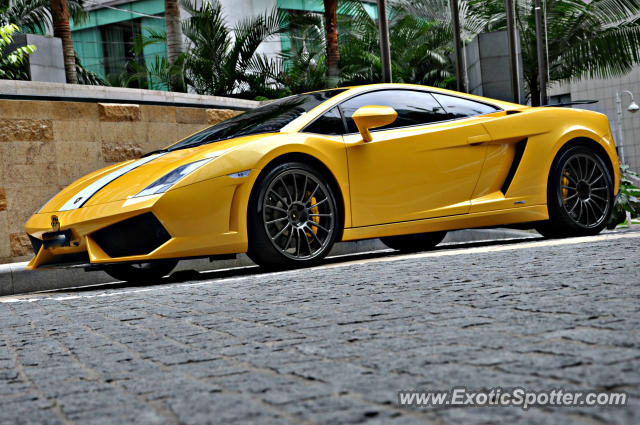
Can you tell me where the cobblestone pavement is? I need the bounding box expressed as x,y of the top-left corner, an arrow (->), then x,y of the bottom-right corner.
1,230 -> 639,425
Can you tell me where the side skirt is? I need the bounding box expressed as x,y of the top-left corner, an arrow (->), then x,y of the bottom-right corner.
341,205 -> 548,241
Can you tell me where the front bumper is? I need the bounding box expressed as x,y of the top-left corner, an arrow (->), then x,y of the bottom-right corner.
25,174 -> 252,270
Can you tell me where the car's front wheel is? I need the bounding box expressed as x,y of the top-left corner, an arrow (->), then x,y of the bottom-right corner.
248,162 -> 342,269
103,260 -> 178,282
536,146 -> 614,238
380,231 -> 447,252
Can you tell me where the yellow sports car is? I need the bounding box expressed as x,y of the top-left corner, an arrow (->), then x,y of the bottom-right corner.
25,84 -> 619,281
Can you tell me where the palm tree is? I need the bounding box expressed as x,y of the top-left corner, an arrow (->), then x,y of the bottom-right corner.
0,0 -> 86,33
405,0 -> 640,105
1,0 -> 86,84
472,0 -> 640,105
164,0 -> 184,91
339,1 -> 454,87
323,0 -> 340,80
50,0 -> 77,83
179,0 -> 285,97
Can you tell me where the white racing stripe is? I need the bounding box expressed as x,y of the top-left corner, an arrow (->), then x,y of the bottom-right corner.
2,231 -> 638,304
58,153 -> 166,211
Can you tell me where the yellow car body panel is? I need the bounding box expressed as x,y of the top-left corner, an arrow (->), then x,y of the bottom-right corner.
25,83 -> 619,270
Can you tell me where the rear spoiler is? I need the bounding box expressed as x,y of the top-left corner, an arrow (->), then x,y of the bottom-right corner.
543,100 -> 598,107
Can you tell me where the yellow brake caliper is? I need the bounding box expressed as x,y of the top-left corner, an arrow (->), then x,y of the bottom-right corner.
561,173 -> 569,204
308,195 -> 320,238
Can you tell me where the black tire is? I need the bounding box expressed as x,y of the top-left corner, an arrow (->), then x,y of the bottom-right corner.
380,231 -> 447,253
103,260 -> 178,282
247,162 -> 342,269
536,146 -> 614,238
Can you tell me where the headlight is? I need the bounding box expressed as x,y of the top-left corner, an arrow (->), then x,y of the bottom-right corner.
134,158 -> 211,197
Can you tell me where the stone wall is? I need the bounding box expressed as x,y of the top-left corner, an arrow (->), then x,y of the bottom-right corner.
0,99 -> 243,263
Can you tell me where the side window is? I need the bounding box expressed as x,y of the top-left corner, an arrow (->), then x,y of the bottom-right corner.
431,93 -> 501,119
302,107 -> 345,135
340,90 -> 448,133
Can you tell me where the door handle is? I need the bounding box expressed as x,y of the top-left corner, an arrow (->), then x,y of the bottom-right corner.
467,134 -> 491,145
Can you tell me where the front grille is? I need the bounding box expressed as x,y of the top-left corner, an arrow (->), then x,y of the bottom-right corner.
91,213 -> 171,258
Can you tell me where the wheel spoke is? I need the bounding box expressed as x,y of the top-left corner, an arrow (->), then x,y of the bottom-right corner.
309,198 -> 328,209
269,189 -> 288,207
284,227 -> 295,251
305,224 -> 320,242
591,186 -> 607,191
304,184 -> 319,205
299,175 -> 308,202
266,216 -> 288,225
295,228 -> 302,257
279,176 -> 293,204
561,185 -> 576,191
302,228 -> 313,255
272,223 -> 291,240
563,171 -> 578,185
292,173 -> 299,202
577,201 -> 584,222
590,193 -> 606,202
309,213 -> 333,217
589,199 -> 604,215
568,161 -> 581,182
589,174 -> 604,186
266,204 -> 287,213
586,159 -> 597,182
574,158 -> 584,180
308,221 -> 330,233
568,197 -> 580,214
563,193 -> 578,202
584,201 -> 591,226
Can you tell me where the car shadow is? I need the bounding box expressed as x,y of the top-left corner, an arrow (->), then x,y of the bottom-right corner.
41,235 -> 545,295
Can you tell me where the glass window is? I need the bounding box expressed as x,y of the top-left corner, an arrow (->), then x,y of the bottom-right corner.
163,89 -> 346,152
431,93 -> 501,119
340,90 -> 448,134
302,107 -> 345,135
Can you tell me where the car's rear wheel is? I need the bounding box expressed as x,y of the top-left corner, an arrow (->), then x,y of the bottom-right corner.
536,146 -> 614,238
248,162 -> 342,269
103,260 -> 178,282
380,231 -> 447,252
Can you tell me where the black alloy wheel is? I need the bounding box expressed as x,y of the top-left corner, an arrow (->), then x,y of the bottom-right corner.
536,146 -> 613,238
248,162 -> 341,269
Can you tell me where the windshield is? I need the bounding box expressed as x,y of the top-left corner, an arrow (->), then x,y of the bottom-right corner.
165,89 -> 346,152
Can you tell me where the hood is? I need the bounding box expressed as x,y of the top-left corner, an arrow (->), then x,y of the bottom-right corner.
39,136 -> 256,213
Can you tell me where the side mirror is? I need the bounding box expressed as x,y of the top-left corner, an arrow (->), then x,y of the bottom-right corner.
352,105 -> 398,142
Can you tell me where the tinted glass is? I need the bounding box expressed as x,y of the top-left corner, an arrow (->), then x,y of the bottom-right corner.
165,89 -> 346,152
340,90 -> 447,133
431,93 -> 501,119
302,107 -> 345,135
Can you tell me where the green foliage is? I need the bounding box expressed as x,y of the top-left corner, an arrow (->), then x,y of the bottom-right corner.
180,0 -> 287,98
0,23 -> 36,80
608,163 -> 640,227
338,2 -> 454,87
75,53 -> 107,86
123,28 -> 183,90
0,0 -> 87,33
464,0 -> 640,104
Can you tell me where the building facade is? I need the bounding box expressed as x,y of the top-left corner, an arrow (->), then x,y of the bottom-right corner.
549,65 -> 640,172
70,0 -> 377,88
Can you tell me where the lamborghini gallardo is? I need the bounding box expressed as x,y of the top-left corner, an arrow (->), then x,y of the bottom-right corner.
25,84 -> 619,281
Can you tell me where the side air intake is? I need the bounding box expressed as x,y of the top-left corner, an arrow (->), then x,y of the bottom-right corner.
501,139 -> 528,195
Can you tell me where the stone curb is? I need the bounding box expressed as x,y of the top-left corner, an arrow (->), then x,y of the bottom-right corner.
0,229 -> 538,296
